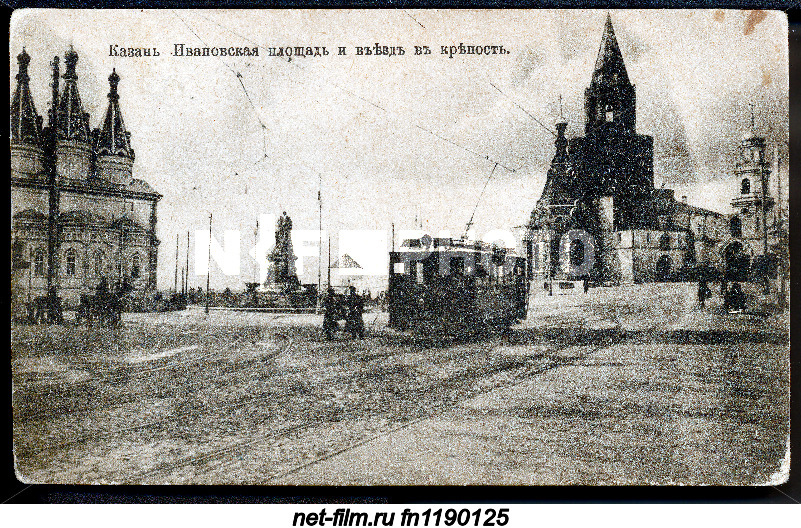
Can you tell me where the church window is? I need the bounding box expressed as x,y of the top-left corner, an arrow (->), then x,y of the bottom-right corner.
605,105 -> 614,122
741,178 -> 750,195
65,249 -> 77,276
94,250 -> 104,278
131,254 -> 141,279
659,234 -> 671,251
33,248 -> 45,276
569,240 -> 585,267
730,216 -> 742,238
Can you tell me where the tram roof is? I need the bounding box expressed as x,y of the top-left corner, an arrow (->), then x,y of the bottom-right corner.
396,237 -> 520,256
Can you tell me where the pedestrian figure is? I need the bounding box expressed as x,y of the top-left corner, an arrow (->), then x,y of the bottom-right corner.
728,282 -> 745,313
344,286 -> 365,339
47,286 -> 63,324
583,277 -> 590,294
322,287 -> 338,341
697,279 -> 711,308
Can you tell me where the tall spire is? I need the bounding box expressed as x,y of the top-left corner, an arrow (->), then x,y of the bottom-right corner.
95,68 -> 134,159
55,45 -> 91,142
584,14 -> 637,135
10,48 -> 43,145
592,14 -> 630,87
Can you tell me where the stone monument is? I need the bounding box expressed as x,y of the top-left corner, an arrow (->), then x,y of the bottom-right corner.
266,211 -> 299,292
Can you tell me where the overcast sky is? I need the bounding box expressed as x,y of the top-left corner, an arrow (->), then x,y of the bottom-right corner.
10,9 -> 789,290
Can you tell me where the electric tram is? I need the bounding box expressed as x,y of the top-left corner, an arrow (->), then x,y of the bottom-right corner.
387,235 -> 528,335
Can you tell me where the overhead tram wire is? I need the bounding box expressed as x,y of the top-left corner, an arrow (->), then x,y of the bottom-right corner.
464,162 -> 499,236
489,82 -> 557,139
173,12 -> 270,160
190,12 -> 557,176
181,13 -> 520,200
192,14 -> 516,172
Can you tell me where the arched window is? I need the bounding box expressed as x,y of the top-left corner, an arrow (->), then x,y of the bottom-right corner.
659,233 -> 671,251
94,250 -> 104,278
65,248 -> 77,276
605,104 -> 614,122
730,216 -> 742,238
741,178 -> 751,195
569,240 -> 585,267
131,254 -> 141,279
656,255 -> 672,281
33,248 -> 45,276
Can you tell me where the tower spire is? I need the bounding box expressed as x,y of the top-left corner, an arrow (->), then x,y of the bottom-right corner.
96,68 -> 134,159
592,14 -> 630,87
10,48 -> 43,145
56,46 -> 91,142
558,94 -> 565,122
584,14 -> 637,135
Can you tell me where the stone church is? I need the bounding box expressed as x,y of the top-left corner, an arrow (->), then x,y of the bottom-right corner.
11,46 -> 161,313
526,15 -> 780,286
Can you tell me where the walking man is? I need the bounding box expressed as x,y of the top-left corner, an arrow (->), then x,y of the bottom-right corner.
322,287 -> 338,341
697,278 -> 711,308
345,286 -> 365,339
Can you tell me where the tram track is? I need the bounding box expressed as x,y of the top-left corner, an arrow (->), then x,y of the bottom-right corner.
16,307 -> 638,484
13,336 -> 246,425
125,327 -> 626,484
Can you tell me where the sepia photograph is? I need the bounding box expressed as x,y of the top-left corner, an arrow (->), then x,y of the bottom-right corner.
10,8 -> 790,487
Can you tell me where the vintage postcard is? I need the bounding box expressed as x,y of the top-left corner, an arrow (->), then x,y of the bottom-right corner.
10,9 -> 789,486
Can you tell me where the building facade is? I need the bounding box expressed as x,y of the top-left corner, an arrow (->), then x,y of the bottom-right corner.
526,16 -> 781,287
11,47 -> 161,313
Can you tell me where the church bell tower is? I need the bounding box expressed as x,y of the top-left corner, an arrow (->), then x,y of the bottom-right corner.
730,109 -> 773,255
584,14 -> 637,136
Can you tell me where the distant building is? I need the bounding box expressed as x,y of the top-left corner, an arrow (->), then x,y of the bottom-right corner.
525,15 -> 781,286
11,47 -> 161,312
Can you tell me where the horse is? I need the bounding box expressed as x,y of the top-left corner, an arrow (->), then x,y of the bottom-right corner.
76,282 -> 132,326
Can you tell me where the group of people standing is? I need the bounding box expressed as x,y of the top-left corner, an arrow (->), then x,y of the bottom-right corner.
697,279 -> 746,313
322,286 -> 365,340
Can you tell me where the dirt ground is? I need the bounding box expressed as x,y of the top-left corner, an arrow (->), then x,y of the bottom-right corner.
12,283 -> 789,485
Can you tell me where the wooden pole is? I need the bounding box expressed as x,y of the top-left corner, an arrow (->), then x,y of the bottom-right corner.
205,213 -> 212,314
185,230 -> 190,295
317,173 -> 322,311
174,233 -> 179,293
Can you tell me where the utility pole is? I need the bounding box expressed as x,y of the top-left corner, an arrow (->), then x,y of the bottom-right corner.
317,173 -> 322,312
185,230 -> 190,295
205,213 -> 212,314
327,235 -> 331,288
45,55 -> 60,319
174,233 -> 179,292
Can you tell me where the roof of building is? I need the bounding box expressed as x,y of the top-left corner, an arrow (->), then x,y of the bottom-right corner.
13,208 -> 47,223
127,178 -> 160,196
331,254 -> 361,269
672,199 -> 725,217
59,209 -> 108,226
110,216 -> 149,232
